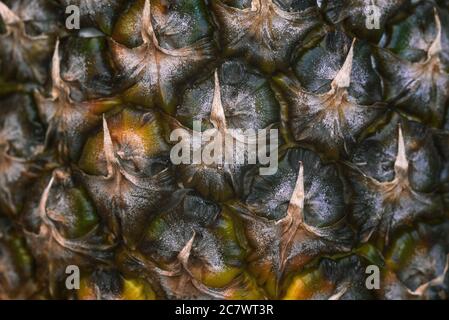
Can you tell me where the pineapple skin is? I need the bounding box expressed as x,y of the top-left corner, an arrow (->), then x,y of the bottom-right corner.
0,0 -> 449,300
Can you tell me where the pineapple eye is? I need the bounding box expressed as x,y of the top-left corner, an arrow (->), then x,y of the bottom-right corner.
246,148 -> 346,226
347,114 -> 444,247
172,59 -> 281,202
79,108 -> 170,177
0,94 -> 45,217
384,2 -> 447,64
59,36 -> 115,101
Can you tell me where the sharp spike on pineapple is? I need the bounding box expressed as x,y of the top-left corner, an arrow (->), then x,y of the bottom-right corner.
209,70 -> 227,132
283,162 -> 305,225
0,1 -> 20,25
277,162 -> 304,286
428,8 -> 442,57
328,285 -> 348,300
50,39 -> 64,91
178,232 -> 196,267
102,116 -> 116,176
394,125 -> 409,176
331,39 -> 356,90
38,175 -> 55,226
141,0 -> 160,48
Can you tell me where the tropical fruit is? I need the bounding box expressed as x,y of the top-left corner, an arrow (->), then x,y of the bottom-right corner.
0,0 -> 449,300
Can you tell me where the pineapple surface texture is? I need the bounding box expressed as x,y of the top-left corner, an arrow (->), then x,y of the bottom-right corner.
1,0 -> 449,300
